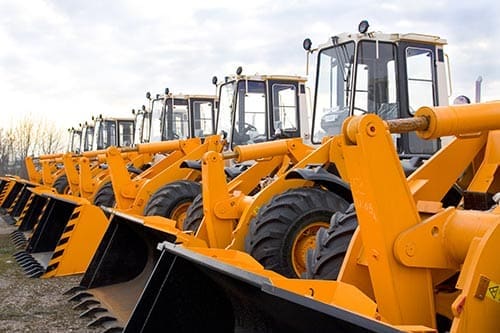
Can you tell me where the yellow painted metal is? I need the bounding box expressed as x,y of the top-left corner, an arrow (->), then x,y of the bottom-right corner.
24,157 -> 42,184
291,221 -> 329,276
415,102 -> 500,139
450,222 -> 500,332
342,114 -> 436,327
42,199 -> 110,278
171,103 -> 500,331
62,152 -> 82,195
228,137 -> 346,251
408,134 -> 488,203
108,135 -> 223,213
466,130 -> 500,193
194,138 -> 316,249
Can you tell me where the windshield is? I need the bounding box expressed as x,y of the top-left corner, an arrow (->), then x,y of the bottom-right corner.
134,111 -> 145,145
118,120 -> 134,147
150,99 -> 164,142
164,98 -> 189,140
217,81 -> 236,145
92,120 -> 103,150
232,80 -> 267,147
70,130 -> 82,153
313,41 -> 355,143
82,126 -> 94,151
192,99 -> 214,137
102,120 -> 117,147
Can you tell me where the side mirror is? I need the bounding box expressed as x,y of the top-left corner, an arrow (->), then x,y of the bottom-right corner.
146,92 -> 151,99
212,76 -> 218,85
302,38 -> 312,51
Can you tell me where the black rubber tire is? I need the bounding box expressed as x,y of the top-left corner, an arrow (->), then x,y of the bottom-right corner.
93,181 -> 116,208
305,204 -> 357,280
245,187 -> 349,278
183,193 -> 204,233
143,180 -> 201,228
53,175 -> 69,194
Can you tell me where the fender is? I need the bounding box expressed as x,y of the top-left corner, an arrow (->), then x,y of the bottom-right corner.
286,165 -> 353,203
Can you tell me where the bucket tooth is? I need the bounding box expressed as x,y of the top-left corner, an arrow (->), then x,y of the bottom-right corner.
13,251 -> 28,259
102,326 -> 124,333
14,241 -> 27,249
10,230 -> 22,238
67,291 -> 93,303
87,314 -> 119,328
17,257 -> 33,265
73,297 -> 100,311
20,259 -> 37,269
63,285 -> 87,296
27,267 -> 44,278
23,261 -> 42,272
12,235 -> 25,243
79,305 -> 107,318
13,240 -> 25,247
19,258 -> 37,268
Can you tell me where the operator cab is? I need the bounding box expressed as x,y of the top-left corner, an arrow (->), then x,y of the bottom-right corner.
92,115 -> 135,150
309,22 -> 448,158
215,69 -> 310,150
141,90 -> 217,143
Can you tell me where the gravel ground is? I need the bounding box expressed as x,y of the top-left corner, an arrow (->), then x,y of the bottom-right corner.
0,217 -> 100,333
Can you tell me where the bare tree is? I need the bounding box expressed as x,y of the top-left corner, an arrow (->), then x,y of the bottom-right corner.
0,115 -> 66,177
37,120 -> 66,155
0,127 -> 17,176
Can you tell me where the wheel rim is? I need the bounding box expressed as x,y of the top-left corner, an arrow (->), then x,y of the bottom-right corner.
291,221 -> 329,276
171,202 -> 192,230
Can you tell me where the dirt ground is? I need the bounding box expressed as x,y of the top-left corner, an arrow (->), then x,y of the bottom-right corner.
0,218 -> 100,333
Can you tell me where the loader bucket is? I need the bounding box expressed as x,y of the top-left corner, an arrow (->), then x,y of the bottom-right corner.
0,180 -> 25,216
9,192 -> 50,249
3,182 -> 37,225
66,212 -> 177,331
13,193 -> 109,278
122,242 -> 400,333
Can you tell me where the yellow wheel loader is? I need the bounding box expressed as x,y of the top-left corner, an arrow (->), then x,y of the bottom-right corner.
65,24 -> 467,331
64,72 -> 313,330
0,120 -> 96,219
11,90 -> 219,278
131,102 -> 500,333
4,115 -> 135,232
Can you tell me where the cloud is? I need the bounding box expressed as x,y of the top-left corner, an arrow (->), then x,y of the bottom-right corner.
0,0 -> 499,133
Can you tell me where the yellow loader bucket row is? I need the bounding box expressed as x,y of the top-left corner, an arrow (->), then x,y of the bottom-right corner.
13,192 -> 108,278
65,140 -> 314,330
7,148 -> 145,249
12,137 -> 223,280
112,103 -> 500,332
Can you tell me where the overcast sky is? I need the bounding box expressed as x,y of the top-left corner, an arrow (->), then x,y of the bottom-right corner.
1,0 -> 498,130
